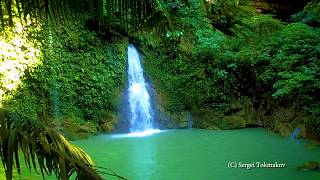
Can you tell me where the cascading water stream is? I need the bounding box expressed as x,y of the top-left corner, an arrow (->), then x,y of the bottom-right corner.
126,44 -> 159,136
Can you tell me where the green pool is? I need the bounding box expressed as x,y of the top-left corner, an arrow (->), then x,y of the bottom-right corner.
73,128 -> 320,180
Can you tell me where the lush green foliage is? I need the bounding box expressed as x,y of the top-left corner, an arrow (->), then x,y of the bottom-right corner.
0,17 -> 43,115
0,0 -> 168,37
0,0 -> 86,29
0,11 -> 127,180
39,20 -> 126,121
291,0 -> 320,27
142,0 -> 320,131
1,16 -> 126,123
1,0 -> 319,134
0,7 -> 128,178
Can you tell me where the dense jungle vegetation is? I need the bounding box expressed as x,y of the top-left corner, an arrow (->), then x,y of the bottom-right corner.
141,0 -> 320,138
0,0 -> 320,179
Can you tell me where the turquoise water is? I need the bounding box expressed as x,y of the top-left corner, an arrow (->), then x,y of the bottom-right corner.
74,128 -> 320,180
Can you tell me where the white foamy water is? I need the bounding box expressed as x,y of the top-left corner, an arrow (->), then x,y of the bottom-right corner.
127,44 -> 159,133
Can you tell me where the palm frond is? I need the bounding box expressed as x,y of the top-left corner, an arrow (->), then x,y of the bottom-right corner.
0,0 -> 5,29
0,108 -> 104,180
129,0 -> 174,34
5,0 -> 13,26
0,0 -> 167,35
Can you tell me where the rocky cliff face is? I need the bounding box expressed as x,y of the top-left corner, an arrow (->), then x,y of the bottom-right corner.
191,97 -> 320,139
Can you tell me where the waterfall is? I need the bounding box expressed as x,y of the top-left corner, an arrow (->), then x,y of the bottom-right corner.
127,44 -> 157,133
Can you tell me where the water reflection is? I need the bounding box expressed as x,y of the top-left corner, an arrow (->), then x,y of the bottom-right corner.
129,137 -> 157,180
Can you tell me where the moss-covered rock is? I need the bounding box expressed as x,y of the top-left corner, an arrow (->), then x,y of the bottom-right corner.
297,161 -> 320,171
59,117 -> 97,140
192,110 -> 248,130
156,110 -> 192,129
223,115 -> 247,129
260,106 -> 312,138
273,121 -> 294,137
191,110 -> 223,130
98,111 -> 117,133
190,97 -> 260,130
58,110 -> 118,140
